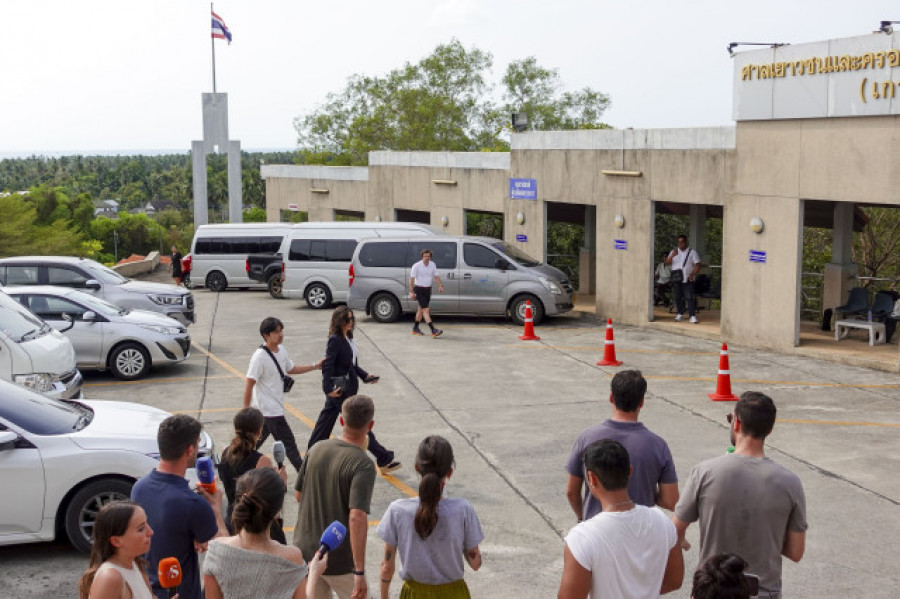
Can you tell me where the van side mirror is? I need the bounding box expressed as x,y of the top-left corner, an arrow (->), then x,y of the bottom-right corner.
0,430 -> 18,451
60,314 -> 76,332
495,258 -> 513,271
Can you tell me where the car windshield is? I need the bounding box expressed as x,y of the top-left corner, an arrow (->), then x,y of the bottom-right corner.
0,380 -> 90,435
83,260 -> 129,284
0,292 -> 49,342
491,241 -> 542,267
64,289 -> 126,317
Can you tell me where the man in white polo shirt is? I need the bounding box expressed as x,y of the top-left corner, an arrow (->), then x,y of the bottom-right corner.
665,235 -> 702,324
409,248 -> 445,337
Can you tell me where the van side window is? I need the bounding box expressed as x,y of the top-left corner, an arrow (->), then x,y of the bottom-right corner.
327,240 -> 357,262
5,265 -> 40,286
291,239 -> 358,261
260,236 -> 283,254
463,243 -> 502,269
408,242 -> 457,269
359,242 -> 408,268
289,239 -> 311,261
48,267 -> 89,288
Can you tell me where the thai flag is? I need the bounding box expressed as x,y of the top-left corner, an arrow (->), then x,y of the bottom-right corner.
211,11 -> 232,43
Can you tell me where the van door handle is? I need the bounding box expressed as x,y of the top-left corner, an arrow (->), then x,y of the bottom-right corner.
446,272 -> 455,279
463,273 -> 472,280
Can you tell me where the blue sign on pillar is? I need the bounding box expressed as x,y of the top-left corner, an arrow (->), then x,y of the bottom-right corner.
614,239 -> 627,250
509,178 -> 537,200
749,250 -> 767,263
516,234 -> 528,242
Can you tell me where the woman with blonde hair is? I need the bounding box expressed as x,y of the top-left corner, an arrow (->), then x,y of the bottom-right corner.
78,501 -> 154,599
378,436 -> 483,598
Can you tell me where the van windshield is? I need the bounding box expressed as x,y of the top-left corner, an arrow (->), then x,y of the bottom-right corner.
0,292 -> 49,342
491,242 -> 542,267
83,260 -> 129,284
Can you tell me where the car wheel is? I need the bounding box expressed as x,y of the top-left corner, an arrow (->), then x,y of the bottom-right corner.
182,273 -> 193,289
510,294 -> 544,326
65,478 -> 133,553
371,293 -> 400,323
110,342 -> 151,380
268,273 -> 284,299
206,271 -> 227,292
305,283 -> 332,309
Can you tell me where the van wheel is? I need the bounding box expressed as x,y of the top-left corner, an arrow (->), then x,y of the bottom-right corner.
182,273 -> 192,289
110,342 -> 151,380
510,295 -> 544,326
268,274 -> 284,298
305,283 -> 331,309
206,271 -> 227,292
371,293 -> 400,323
65,478 -> 132,553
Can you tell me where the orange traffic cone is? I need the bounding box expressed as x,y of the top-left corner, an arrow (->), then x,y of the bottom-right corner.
596,318 -> 623,366
709,343 -> 738,401
519,300 -> 540,340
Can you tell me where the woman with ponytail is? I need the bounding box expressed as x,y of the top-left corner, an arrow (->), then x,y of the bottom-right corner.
203,468 -> 326,599
78,501 -> 154,599
691,553 -> 753,599
377,436 -> 483,599
218,407 -> 287,542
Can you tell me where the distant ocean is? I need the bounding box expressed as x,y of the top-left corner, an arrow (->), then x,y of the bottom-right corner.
0,148 -> 294,159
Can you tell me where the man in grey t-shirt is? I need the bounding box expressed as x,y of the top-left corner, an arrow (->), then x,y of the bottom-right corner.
674,392 -> 808,597
565,370 -> 679,521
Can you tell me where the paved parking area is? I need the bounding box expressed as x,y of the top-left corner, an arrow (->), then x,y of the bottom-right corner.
2,280 -> 899,597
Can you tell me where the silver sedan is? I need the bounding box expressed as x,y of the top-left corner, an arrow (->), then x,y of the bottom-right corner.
7,286 -> 190,380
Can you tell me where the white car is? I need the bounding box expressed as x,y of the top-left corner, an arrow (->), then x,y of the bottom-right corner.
0,379 -> 214,552
6,286 -> 191,380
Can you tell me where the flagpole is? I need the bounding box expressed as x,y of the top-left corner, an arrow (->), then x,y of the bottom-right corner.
211,2 -> 217,94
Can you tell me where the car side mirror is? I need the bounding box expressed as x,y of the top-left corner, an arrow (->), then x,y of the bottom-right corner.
60,314 -> 75,333
81,311 -> 97,322
84,279 -> 101,290
0,430 -> 18,451
495,258 -> 512,271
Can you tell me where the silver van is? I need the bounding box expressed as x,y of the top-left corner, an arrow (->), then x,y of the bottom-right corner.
347,236 -> 574,325
189,223 -> 292,291
280,222 -> 438,309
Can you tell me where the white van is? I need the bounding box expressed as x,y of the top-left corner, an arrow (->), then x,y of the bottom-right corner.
280,222 -> 439,308
189,224 -> 293,291
0,290 -> 82,399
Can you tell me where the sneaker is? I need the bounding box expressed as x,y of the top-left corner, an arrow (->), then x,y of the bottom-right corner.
674,314 -> 684,322
689,316 -> 699,324
431,328 -> 443,338
412,328 -> 424,336
379,461 -> 402,474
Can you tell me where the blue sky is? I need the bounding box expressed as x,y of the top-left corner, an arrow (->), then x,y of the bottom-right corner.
1,1 -> 896,154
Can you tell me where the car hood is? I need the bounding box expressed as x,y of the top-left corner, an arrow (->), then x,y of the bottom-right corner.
120,280 -> 190,297
530,263 -> 569,282
118,309 -> 185,329
69,399 -> 169,451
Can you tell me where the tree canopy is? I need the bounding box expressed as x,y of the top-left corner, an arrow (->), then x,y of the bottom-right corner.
294,40 -> 611,165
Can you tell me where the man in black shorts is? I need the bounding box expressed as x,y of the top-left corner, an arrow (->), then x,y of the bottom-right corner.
409,249 -> 444,337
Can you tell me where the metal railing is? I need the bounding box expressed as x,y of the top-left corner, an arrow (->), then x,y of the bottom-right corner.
800,271 -> 825,321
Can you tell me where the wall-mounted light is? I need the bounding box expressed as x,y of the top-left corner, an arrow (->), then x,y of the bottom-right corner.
310,188 -> 329,194
516,212 -> 526,225
614,214 -> 626,228
750,217 -> 764,234
432,179 -> 457,186
441,216 -> 449,227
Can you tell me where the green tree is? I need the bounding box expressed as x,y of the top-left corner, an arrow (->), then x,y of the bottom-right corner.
243,205 -> 267,222
0,194 -> 83,257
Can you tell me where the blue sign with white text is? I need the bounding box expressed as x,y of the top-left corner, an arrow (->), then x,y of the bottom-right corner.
516,234 -> 528,242
749,250 -> 767,263
614,239 -> 627,250
509,178 -> 537,200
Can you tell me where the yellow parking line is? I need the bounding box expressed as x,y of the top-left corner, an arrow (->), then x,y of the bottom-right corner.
283,402 -> 318,430
191,342 -> 246,379
777,418 -> 900,428
84,375 -> 235,387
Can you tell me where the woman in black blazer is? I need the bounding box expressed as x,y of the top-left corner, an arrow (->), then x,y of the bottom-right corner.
306,305 -> 400,472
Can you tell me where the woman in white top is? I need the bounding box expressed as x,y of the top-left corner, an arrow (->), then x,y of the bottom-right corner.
378,436 -> 484,599
78,501 -> 154,599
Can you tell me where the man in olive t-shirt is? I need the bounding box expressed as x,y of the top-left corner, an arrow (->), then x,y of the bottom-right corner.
295,395 -> 377,599
674,392 -> 807,598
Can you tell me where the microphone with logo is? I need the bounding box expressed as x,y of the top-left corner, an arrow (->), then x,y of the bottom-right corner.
158,556 -> 182,598
196,456 -> 216,495
272,441 -> 285,470
318,520 -> 347,558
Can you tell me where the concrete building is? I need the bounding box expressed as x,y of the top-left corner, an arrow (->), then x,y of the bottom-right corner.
262,31 -> 900,371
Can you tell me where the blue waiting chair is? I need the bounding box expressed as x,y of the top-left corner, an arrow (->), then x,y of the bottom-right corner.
836,287 -> 868,319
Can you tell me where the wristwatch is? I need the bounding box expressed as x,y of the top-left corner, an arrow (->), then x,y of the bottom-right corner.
352,569 -> 365,576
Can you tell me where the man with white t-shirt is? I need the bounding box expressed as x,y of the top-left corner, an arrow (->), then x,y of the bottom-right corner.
243,316 -> 322,472
665,235 -> 702,324
558,440 -> 683,599
409,248 -> 445,337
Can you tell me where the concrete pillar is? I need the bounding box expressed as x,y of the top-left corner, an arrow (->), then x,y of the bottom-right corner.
580,205 -> 596,293
823,202 -> 858,310
228,140 -> 243,223
192,141 -> 208,227
689,204 -> 707,261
